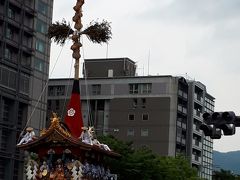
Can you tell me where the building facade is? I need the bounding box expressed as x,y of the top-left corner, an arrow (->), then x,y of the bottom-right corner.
47,58 -> 214,179
202,93 -> 214,179
0,0 -> 53,179
188,81 -> 214,179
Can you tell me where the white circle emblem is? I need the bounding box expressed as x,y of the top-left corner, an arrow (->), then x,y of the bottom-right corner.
67,108 -> 76,117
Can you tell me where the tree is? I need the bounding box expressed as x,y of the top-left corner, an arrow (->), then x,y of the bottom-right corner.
213,169 -> 240,180
98,135 -> 200,180
156,155 -> 200,180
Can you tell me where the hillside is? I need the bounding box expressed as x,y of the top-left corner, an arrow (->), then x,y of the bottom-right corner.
213,150 -> 240,174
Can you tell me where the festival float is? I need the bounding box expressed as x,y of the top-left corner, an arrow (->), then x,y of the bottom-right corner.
17,1 -> 120,179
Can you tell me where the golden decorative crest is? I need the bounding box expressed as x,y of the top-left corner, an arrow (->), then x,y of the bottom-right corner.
40,112 -> 71,138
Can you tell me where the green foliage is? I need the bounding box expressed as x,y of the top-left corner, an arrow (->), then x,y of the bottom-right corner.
98,135 -> 200,180
156,156 -> 199,180
213,169 -> 240,180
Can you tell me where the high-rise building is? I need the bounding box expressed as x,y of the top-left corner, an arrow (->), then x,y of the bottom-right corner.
47,58 -> 214,179
188,81 -> 214,179
0,0 -> 53,179
201,93 -> 215,179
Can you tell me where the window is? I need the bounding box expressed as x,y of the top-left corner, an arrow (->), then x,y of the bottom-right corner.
142,113 -> 149,121
35,39 -> 45,53
177,120 -> 182,127
18,103 -> 27,127
141,128 -> 149,137
183,92 -> 188,99
129,84 -> 139,94
129,83 -> 152,94
92,84 -> 101,95
48,86 -> 54,96
19,74 -> 30,94
7,8 -> 15,19
128,114 -> 135,121
141,98 -> 146,108
23,33 -> 33,48
56,86 -> 65,96
178,89 -> 183,96
142,83 -> 152,93
48,86 -> 65,96
127,129 -> 134,136
21,53 -> 31,68
34,58 -> 44,71
24,14 -> 33,28
8,70 -> 16,89
36,19 -> 47,34
182,107 -> 187,114
1,129 -> 9,151
38,1 -> 48,15
176,127 -> 182,137
4,48 -> 11,59
2,99 -> 10,123
6,27 -> 13,39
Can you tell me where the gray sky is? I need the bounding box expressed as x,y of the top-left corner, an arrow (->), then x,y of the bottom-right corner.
50,0 -> 240,152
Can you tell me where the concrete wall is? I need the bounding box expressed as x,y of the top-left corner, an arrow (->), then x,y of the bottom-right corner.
108,97 -> 175,156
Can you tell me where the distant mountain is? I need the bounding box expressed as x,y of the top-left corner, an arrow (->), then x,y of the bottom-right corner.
213,150 -> 240,174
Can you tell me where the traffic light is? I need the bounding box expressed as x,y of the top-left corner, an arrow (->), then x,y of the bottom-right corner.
200,111 -> 236,139
211,128 -> 222,139
218,111 -> 236,135
200,123 -> 222,139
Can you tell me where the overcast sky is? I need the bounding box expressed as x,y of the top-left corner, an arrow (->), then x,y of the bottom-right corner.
50,0 -> 240,153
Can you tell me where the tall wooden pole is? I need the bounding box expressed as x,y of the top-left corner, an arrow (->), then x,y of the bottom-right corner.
71,0 -> 84,79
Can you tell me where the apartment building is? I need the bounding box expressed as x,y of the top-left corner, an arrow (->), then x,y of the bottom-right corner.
188,81 -> 214,179
47,58 -> 214,179
0,0 -> 53,179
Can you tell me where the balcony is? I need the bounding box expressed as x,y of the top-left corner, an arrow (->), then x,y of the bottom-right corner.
7,16 -> 21,28
194,109 -> 203,120
178,89 -> 183,96
182,107 -> 187,114
193,139 -> 202,149
192,154 -> 201,164
182,122 -> 186,130
193,124 -> 197,131
181,138 -> 186,145
177,136 -> 181,143
24,0 -> 34,10
183,92 -> 188,99
9,0 -> 22,8
193,123 -> 202,135
194,93 -> 203,104
177,121 -> 181,127
5,27 -> 20,43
